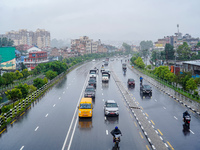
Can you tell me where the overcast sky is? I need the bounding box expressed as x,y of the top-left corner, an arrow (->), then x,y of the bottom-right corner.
0,0 -> 200,42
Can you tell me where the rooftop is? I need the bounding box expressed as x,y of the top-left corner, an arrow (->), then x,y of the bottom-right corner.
183,60 -> 200,66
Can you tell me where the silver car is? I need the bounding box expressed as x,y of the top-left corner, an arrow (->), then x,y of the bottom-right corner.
104,100 -> 119,116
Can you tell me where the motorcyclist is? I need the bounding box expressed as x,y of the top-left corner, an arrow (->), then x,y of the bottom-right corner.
111,126 -> 122,137
183,110 -> 190,122
140,76 -> 143,83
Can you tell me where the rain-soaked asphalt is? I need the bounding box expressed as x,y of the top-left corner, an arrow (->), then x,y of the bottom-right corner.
0,58 -> 200,150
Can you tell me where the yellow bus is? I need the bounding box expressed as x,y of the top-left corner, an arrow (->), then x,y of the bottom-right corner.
78,98 -> 93,118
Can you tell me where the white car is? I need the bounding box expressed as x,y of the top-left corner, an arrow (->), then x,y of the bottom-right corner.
104,100 -> 119,116
92,59 -> 95,62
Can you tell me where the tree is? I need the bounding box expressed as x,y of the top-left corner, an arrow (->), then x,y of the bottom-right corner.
15,70 -> 23,80
177,42 -> 191,60
186,78 -> 197,92
2,72 -> 15,85
141,49 -> 149,58
45,70 -> 57,80
177,72 -> 192,90
122,43 -> 131,53
0,76 -> 5,86
43,77 -> 48,84
22,69 -> 30,79
33,78 -> 45,89
0,37 -> 14,47
165,44 -> 174,63
140,40 -> 153,50
5,88 -> 22,106
135,57 -> 145,69
15,83 -> 29,98
196,42 -> 200,48
21,63 -> 27,70
29,85 -> 37,93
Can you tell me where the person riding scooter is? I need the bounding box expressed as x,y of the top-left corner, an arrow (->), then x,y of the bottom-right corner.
111,126 -> 122,138
183,110 -> 191,128
140,76 -> 143,84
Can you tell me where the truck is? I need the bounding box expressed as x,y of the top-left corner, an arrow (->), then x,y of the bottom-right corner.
102,71 -> 109,83
122,63 -> 127,70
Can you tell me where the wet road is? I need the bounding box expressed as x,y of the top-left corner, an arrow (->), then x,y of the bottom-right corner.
0,58 -> 200,150
111,58 -> 200,150
0,60 -> 150,150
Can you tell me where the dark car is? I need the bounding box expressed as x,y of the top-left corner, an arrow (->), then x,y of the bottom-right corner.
84,85 -> 96,98
88,78 -> 96,88
140,84 -> 152,96
127,78 -> 135,87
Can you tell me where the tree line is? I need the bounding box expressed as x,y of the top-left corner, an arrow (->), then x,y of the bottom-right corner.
131,54 -> 200,99
0,37 -> 14,47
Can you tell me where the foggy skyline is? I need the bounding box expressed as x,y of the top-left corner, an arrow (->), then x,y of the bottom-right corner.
0,0 -> 200,42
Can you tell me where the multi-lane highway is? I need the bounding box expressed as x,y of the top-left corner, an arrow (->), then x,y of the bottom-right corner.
0,58 -> 200,150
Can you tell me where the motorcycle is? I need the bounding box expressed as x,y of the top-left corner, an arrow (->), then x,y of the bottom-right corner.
183,115 -> 191,129
113,134 -> 121,148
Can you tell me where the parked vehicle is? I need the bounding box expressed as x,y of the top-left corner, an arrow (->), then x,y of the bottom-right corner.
78,98 -> 93,118
127,78 -> 135,87
84,85 -> 96,98
140,84 -> 152,96
104,100 -> 119,116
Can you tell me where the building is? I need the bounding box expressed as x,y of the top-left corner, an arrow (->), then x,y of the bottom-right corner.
0,47 -> 16,70
155,33 -> 199,50
182,60 -> 200,75
0,29 -> 51,49
24,51 -> 48,70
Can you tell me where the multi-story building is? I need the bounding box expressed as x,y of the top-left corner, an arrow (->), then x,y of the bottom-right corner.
0,29 -> 51,49
24,51 -> 48,70
155,33 -> 199,50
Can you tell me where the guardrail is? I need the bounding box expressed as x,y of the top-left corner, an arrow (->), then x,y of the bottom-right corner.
0,72 -> 65,130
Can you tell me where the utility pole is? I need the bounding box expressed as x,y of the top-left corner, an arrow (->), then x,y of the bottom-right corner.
174,24 -> 179,74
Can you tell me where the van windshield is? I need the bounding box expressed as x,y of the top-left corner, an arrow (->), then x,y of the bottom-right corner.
80,104 -> 91,109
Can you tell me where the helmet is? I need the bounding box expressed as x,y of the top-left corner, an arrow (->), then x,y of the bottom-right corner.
115,126 -> 118,130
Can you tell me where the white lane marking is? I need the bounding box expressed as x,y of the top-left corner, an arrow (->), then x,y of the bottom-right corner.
67,87 -> 68,89
155,130 -> 158,134
45,114 -> 48,117
105,117 -> 106,120
106,130 -> 108,135
67,116 -> 78,150
174,116 -> 178,120
101,89 -> 103,90
102,99 -> 104,101
20,146 -> 24,150
63,91 -> 65,94
155,99 -> 157,102
163,107 -> 166,109
160,136 -> 163,140
148,121 -> 151,124
102,93 -> 104,95
59,97 -> 61,99
35,126 -> 39,131
62,74 -> 89,150
164,143 -> 169,147
189,130 -> 195,134
53,104 -> 56,107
